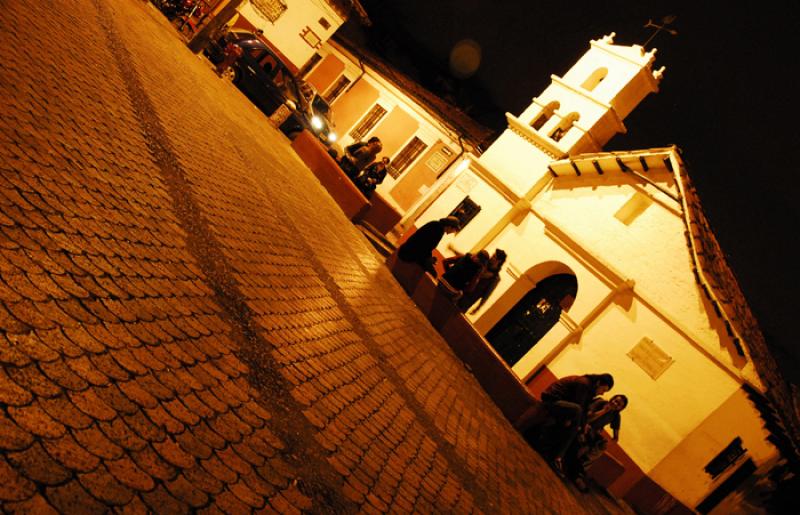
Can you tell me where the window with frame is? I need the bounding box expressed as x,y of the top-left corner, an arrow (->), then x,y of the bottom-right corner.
298,53 -> 322,79
449,196 -> 481,230
349,104 -> 387,140
389,137 -> 427,178
324,75 -> 351,103
705,438 -> 746,479
251,0 -> 288,23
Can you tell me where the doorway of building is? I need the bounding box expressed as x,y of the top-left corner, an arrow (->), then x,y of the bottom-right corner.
486,273 -> 578,366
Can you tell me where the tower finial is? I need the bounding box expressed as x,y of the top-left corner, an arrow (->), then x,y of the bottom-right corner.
643,15 -> 678,49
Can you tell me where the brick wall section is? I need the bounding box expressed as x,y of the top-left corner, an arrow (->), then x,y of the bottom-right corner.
0,0 -> 621,513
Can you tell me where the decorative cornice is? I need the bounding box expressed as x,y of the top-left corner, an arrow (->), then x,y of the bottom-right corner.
505,113 -> 565,159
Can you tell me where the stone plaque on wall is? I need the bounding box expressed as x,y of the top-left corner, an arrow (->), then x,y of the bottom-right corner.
627,337 -> 674,380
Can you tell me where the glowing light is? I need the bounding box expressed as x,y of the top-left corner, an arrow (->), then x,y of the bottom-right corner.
327,132 -> 337,142
311,115 -> 324,130
455,158 -> 471,173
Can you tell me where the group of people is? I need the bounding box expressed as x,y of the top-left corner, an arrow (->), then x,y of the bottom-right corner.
395,216 -> 508,314
394,215 -> 627,493
334,136 -> 389,199
530,373 -> 628,491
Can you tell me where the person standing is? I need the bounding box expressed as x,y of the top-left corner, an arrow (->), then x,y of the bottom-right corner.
397,216 -> 461,275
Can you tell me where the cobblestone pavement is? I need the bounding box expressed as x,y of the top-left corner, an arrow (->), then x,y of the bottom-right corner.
0,1 -> 630,513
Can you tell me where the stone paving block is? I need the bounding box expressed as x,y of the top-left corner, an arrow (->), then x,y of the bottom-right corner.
0,0 -> 627,513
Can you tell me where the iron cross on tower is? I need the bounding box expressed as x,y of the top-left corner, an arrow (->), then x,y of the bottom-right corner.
643,15 -> 678,49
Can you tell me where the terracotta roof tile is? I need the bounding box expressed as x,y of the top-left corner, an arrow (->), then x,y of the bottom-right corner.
130,346 -> 166,372
135,373 -> 174,401
231,441 -> 267,468
6,441 -> 71,486
139,484 -> 188,514
0,409 -> 34,451
8,403 -> 67,439
192,420 -> 228,451
0,302 -> 31,333
117,379 -> 159,412
41,432 -> 101,472
81,298 -> 119,323
97,384 -> 139,416
130,444 -> 178,482
100,321 -> 142,349
175,429 -> 214,460
1,367 -> 36,405
98,417 -> 148,452
1,493 -> 59,515
45,479 -> 108,515
38,359 -> 90,391
104,455 -> 156,492
152,436 -> 196,469
72,424 -> 125,461
0,333 -> 33,366
6,299 -> 58,330
213,488 -> 253,513
14,331 -> 64,362
65,355 -> 111,387
124,321 -> 161,345
0,276 -> 24,302
4,272 -> 49,301
155,369 -> 194,397
9,363 -> 62,398
182,465 -> 225,495
111,349 -> 149,377
164,472 -> 209,508
37,395 -> 94,430
234,404 -> 267,430
124,409 -> 168,443
27,272 -> 72,300
69,388 -> 117,421
90,352 -> 132,382
143,404 -> 185,435
36,327 -> 84,358
78,464 -> 136,506
53,298 -> 100,325
228,479 -> 266,509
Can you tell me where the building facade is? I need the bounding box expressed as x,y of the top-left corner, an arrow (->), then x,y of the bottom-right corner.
406,34 -> 782,512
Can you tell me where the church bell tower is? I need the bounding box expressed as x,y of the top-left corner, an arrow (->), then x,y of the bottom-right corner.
478,33 -> 665,195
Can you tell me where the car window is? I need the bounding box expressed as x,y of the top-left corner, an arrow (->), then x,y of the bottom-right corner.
247,48 -> 266,61
312,95 -> 330,115
259,54 -> 279,76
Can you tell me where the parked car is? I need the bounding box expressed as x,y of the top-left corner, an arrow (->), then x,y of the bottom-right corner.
205,31 -> 337,145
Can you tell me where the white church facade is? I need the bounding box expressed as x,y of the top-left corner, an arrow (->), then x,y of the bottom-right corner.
402,34 -> 780,512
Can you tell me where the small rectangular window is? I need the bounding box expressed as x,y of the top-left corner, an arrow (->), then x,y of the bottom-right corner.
298,53 -> 322,79
389,137 -> 428,178
615,192 -> 653,225
705,438 -> 746,479
449,196 -> 481,230
349,104 -> 387,140
324,75 -> 351,103
318,17 -> 331,30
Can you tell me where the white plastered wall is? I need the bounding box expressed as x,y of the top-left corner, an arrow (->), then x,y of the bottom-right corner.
240,0 -> 343,70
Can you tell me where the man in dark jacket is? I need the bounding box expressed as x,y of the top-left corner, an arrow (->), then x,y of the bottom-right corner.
397,216 -> 461,274
539,373 -> 614,475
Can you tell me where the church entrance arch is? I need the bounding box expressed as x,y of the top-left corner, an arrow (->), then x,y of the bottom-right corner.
486,267 -> 578,367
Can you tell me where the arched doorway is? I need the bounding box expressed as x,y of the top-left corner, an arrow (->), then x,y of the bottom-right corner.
486,273 -> 578,366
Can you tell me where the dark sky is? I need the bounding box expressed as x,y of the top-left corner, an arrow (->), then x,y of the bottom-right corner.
351,1 -> 800,381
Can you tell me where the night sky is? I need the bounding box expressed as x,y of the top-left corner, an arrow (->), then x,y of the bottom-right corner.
350,1 -> 800,382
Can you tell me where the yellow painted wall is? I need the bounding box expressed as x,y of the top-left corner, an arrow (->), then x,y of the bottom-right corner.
305,53 -> 344,95
649,388 -> 776,508
330,79 -> 379,136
